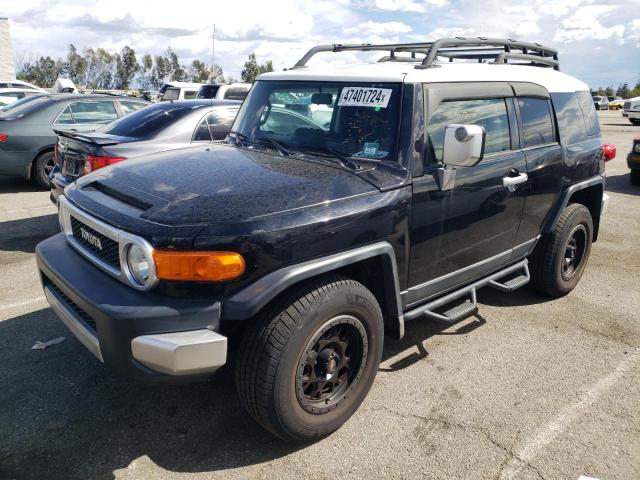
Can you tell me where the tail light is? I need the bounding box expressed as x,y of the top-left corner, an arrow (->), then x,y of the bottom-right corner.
0,133 -> 8,143
83,155 -> 126,174
603,143 -> 616,161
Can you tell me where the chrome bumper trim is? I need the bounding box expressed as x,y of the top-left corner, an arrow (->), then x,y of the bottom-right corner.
131,329 -> 227,376
44,286 -> 103,362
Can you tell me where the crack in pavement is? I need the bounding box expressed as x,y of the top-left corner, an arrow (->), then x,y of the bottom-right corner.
379,405 -> 547,480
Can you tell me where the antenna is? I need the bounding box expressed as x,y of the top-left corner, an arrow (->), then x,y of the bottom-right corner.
211,24 -> 216,82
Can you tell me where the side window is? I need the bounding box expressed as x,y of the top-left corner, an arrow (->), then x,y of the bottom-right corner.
518,98 -> 556,148
120,101 -> 147,115
69,101 -> 118,124
576,91 -> 600,136
224,88 -> 248,101
193,117 -> 212,141
427,98 -> 511,163
55,105 -> 74,124
183,90 -> 197,100
207,108 -> 238,140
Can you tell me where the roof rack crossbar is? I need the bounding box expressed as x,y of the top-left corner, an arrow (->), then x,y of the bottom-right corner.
492,52 -> 559,68
291,37 -> 559,70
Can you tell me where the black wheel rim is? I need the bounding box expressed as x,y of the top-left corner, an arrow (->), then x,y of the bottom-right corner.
562,224 -> 587,280
296,315 -> 368,414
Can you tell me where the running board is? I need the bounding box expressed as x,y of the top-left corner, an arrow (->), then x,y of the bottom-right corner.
404,260 -> 530,324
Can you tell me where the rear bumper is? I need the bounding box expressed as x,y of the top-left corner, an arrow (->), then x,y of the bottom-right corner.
49,168 -> 71,205
36,233 -> 227,383
628,153 -> 640,170
601,192 -> 610,217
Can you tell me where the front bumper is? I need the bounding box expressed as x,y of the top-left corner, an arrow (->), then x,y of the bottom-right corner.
36,233 -> 227,382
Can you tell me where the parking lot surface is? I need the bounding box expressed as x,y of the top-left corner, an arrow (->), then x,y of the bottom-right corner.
0,110 -> 638,480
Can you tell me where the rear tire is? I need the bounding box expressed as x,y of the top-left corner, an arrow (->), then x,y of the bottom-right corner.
529,204 -> 593,297
32,151 -> 55,189
235,275 -> 384,443
631,170 -> 640,186
631,119 -> 640,126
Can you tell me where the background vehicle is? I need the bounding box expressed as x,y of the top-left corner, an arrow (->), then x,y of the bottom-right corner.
196,83 -> 252,101
628,138 -> 640,185
0,79 -> 45,91
593,95 -> 609,110
0,94 -> 149,187
608,96 -> 624,110
623,96 -> 640,125
36,38 -> 612,443
158,82 -> 204,101
0,88 -> 45,105
50,99 -> 240,203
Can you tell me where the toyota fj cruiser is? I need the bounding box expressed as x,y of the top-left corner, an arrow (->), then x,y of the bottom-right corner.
36,38 -> 613,443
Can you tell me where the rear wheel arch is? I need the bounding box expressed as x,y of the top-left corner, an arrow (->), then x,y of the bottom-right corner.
28,145 -> 56,179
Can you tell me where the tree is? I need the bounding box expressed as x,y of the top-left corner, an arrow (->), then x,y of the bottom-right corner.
616,82 -> 630,99
241,53 -> 274,83
604,86 -> 614,97
166,47 -> 185,82
630,80 -> 640,99
152,54 -> 169,89
65,44 -> 87,85
139,54 -> 153,90
189,59 -> 210,83
115,46 -> 140,89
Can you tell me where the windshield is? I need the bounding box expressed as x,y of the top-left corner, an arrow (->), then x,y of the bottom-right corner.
231,80 -> 401,161
101,103 -> 197,138
196,85 -> 221,99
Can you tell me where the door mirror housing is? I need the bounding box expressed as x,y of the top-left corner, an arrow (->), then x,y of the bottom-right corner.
442,124 -> 486,167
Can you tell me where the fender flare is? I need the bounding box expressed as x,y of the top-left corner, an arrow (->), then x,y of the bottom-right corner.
222,241 -> 405,338
543,176 -> 604,234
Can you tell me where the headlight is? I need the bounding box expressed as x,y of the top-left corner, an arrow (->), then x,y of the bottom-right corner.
127,243 -> 151,286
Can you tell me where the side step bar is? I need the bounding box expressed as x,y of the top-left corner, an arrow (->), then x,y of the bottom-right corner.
404,260 -> 530,324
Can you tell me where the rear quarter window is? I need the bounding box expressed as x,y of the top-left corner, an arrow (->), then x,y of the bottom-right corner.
518,98 -> 556,148
550,92 -> 588,145
576,91 -> 600,136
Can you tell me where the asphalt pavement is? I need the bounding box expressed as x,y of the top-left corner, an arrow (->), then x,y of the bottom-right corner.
0,110 -> 638,480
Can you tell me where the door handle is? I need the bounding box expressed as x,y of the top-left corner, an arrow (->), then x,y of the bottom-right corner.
503,172 -> 528,188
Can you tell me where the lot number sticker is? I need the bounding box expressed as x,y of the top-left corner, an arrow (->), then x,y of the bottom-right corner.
338,87 -> 392,108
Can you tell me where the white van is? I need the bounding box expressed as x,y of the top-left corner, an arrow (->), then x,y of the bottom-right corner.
158,82 -> 204,102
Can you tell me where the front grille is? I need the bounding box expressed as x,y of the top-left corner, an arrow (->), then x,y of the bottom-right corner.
70,216 -> 120,270
624,101 -> 631,110
45,276 -> 97,333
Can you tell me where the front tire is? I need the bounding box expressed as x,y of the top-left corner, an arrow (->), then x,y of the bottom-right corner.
235,275 -> 384,442
530,204 -> 593,297
32,151 -> 55,189
631,170 -> 640,186
631,119 -> 640,126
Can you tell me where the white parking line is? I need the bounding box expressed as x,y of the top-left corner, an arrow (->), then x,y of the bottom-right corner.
0,296 -> 46,312
498,349 -> 640,480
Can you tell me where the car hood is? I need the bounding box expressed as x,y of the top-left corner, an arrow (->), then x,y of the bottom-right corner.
69,144 -> 378,228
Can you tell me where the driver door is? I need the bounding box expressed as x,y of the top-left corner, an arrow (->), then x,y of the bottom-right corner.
406,83 -> 527,305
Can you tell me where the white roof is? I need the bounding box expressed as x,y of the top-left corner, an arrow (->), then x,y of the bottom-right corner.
260,61 -> 588,93
164,82 -> 205,89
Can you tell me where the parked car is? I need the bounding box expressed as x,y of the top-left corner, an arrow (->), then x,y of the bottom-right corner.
158,82 -> 204,101
50,99 -> 241,204
628,137 -> 640,185
0,88 -> 45,106
623,96 -> 640,125
593,95 -> 609,110
36,38 -> 612,443
608,96 -> 624,110
0,79 -> 46,91
0,94 -> 149,187
196,83 -> 252,101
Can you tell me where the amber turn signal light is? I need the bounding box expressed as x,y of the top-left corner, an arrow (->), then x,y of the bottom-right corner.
153,250 -> 245,282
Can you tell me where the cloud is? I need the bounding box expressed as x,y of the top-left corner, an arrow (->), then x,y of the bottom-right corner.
553,5 -> 625,42
345,21 -> 412,36
372,0 -> 426,13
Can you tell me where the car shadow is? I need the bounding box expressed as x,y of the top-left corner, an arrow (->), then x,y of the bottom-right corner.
0,213 -> 59,253
603,170 -> 639,196
0,176 -> 45,194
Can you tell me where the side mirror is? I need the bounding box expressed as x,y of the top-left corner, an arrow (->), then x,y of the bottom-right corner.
442,124 -> 486,167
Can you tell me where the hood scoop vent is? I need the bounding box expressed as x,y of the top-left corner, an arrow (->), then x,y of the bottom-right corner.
84,179 -> 155,212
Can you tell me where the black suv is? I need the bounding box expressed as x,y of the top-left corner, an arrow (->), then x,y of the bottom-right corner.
36,38 -> 613,443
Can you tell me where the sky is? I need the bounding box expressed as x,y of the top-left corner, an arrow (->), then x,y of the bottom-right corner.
3,0 -> 640,89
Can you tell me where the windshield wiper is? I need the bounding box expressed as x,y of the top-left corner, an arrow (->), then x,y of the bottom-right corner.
296,147 -> 359,170
229,131 -> 291,157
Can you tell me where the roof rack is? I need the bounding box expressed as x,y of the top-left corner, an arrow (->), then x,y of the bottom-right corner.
292,37 -> 559,71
